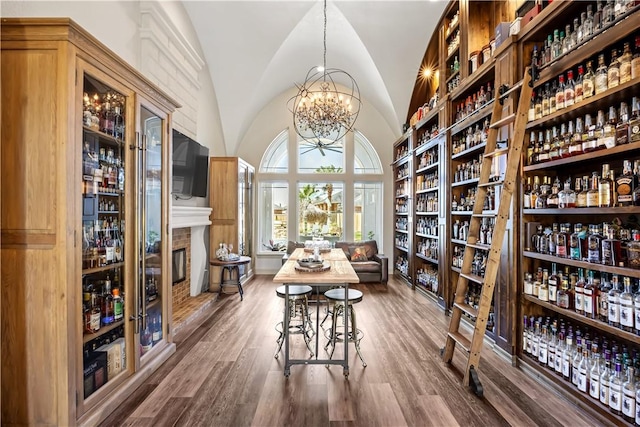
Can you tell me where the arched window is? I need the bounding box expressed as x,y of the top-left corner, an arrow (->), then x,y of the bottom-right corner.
258,129 -> 383,253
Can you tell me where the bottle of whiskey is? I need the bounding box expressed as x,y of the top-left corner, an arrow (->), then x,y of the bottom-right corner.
570,223 -> 586,260
583,270 -> 598,319
632,35 -> 640,81
634,160 -> 640,206
564,70 -> 576,107
556,223 -> 570,258
574,268 -> 585,315
549,80 -> 557,114
608,274 -> 621,328
542,83 -> 550,117
558,179 -> 576,209
595,109 -> 608,150
583,60 -> 596,99
608,48 -> 620,89
602,222 -> 624,267
619,42 -> 632,84
587,172 -> 600,207
595,53 -> 609,95
587,224 -> 603,263
569,118 -> 584,156
576,176 -> 588,208
582,114 -> 598,153
619,277 -> 634,332
575,65 -> 584,103
630,97 -> 640,144
549,126 -> 560,161
555,75 -> 566,110
601,106 -> 617,149
560,121 -> 571,158
616,160 -> 634,206
547,177 -> 560,208
598,164 -> 613,207
616,102 -> 629,145
548,263 -> 559,303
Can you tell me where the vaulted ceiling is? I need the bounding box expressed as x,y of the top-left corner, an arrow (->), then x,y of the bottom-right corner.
183,0 -> 447,152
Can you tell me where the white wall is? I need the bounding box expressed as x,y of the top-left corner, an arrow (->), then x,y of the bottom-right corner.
237,87 -> 396,274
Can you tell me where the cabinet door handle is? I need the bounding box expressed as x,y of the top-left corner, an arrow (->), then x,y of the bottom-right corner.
140,133 -> 148,331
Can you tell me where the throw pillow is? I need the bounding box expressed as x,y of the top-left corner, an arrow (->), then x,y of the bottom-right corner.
350,246 -> 369,262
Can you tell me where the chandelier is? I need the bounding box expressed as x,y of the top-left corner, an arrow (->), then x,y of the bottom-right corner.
289,0 -> 361,146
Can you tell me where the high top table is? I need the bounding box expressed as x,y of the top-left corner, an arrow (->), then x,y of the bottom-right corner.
273,248 -> 359,377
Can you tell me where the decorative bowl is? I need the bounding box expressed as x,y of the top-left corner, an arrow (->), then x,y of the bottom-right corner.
297,258 -> 324,269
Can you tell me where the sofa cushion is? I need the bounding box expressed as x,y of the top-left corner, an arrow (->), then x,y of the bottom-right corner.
350,261 -> 381,273
286,241 -> 305,255
335,240 -> 378,260
349,246 -> 369,262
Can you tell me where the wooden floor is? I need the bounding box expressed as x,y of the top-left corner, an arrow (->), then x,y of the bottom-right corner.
100,275 -> 608,427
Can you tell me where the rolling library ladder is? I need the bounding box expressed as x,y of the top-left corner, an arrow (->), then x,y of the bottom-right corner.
441,67 -> 533,396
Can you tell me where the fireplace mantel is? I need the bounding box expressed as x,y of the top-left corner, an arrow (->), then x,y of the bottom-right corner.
171,206 -> 211,296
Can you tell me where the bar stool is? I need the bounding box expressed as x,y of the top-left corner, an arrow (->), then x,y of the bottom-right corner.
274,285 -> 315,359
323,288 -> 366,367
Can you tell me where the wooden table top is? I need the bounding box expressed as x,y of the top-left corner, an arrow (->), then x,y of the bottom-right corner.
273,249 -> 359,284
209,256 -> 251,267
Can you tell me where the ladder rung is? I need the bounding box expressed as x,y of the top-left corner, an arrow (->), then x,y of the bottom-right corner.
460,272 -> 484,284
448,331 -> 471,353
478,180 -> 504,188
489,114 -> 516,129
466,242 -> 490,251
454,302 -> 478,318
484,147 -> 509,158
498,79 -> 524,100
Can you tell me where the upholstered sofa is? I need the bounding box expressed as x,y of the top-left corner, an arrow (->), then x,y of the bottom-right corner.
282,240 -> 388,285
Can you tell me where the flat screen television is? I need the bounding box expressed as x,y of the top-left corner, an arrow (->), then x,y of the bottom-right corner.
172,129 -> 209,197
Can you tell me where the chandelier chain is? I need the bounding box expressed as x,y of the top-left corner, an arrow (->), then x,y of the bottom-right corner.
323,0 -> 327,79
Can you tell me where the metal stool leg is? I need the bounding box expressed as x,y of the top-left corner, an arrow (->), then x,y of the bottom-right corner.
350,305 -> 366,367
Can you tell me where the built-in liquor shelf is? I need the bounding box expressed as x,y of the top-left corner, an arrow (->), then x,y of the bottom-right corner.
451,266 -> 462,274
396,175 -> 410,183
396,246 -> 409,253
82,319 -> 124,344
395,194 -> 410,199
416,253 -> 438,264
416,233 -> 438,239
451,238 -> 467,245
416,187 -> 438,195
416,285 -> 440,303
395,229 -> 409,234
523,250 -> 640,280
82,261 -> 125,275
452,141 -> 486,160
523,141 -> 640,172
523,207 -> 640,215
451,211 -> 473,216
451,177 -> 479,188
96,190 -> 124,197
523,294 -> 640,344
450,101 -> 494,136
416,162 -> 439,174
451,58 -> 495,101
416,211 -> 438,216
525,78 -> 640,131
392,154 -> 411,167
516,0 -> 570,43
532,5 -> 640,87
82,125 -> 123,146
414,102 -> 444,132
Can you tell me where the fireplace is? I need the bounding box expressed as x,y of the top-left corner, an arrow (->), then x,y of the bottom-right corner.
172,248 -> 186,285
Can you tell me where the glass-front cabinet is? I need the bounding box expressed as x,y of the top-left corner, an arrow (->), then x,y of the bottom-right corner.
79,68 -> 171,415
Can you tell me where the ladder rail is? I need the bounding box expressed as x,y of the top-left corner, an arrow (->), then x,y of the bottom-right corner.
442,68 -> 533,389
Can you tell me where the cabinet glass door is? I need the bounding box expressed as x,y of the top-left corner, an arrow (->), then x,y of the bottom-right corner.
80,74 -> 129,401
138,106 -> 166,359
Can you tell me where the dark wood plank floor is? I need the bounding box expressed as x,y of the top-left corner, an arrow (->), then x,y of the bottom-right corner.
100,275 -> 606,427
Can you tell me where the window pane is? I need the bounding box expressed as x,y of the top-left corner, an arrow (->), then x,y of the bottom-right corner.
260,130 -> 288,173
298,138 -> 344,173
258,182 -> 288,252
354,131 -> 383,174
354,182 -> 383,243
298,182 -> 343,242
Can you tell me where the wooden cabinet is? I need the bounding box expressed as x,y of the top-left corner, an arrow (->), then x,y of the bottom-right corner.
1,18 -> 179,425
392,133 -> 413,284
209,157 -> 255,288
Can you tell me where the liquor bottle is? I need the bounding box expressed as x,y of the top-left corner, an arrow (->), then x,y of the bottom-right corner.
555,328 -> 565,375
588,224 -> 603,263
558,179 -> 576,209
574,65 -> 584,104
601,349 -> 613,406
548,263 -> 559,303
531,175 -> 541,208
570,223 -> 586,260
140,325 -> 153,354
564,70 -> 575,107
601,107 -> 617,149
583,60 -> 596,99
542,83 -> 550,117
538,324 -> 549,365
555,75 -> 565,110
112,287 -> 123,322
632,35 -> 640,81
101,277 -> 114,326
620,277 -> 635,332
635,280 -> 640,335
584,270 -> 599,319
583,114 -> 598,153
630,98 -> 640,144
557,270 -> 572,309
595,109 -> 608,150
622,358 -> 637,423
608,49 -> 620,89
152,313 -> 162,344
549,80 -> 557,114
535,92 -> 543,120
587,172 -> 600,207
616,102 -> 630,146
569,118 -> 584,156
620,42 -> 632,84
548,323 -> 557,371
584,6 -> 594,39
526,316 -> 534,355
562,25 -> 572,55
562,330 -> 574,381
552,29 -> 562,60
559,122 -> 571,158
576,177 -> 588,208
549,127 -> 560,161
578,346 -> 591,394
609,274 -> 621,328
595,53 -> 609,95
535,178 -> 550,209
531,318 -> 540,359
590,341 -> 604,400
602,223 -> 625,267
610,355 -> 624,415
556,223 -> 570,258
522,316 -> 529,354
599,164 -> 613,207
524,272 -> 534,295
572,335 -> 583,386
528,91 -> 536,122
575,268 -> 586,315
599,273 -> 613,322
539,269 -> 550,302
595,0 -> 604,33
547,177 -> 560,208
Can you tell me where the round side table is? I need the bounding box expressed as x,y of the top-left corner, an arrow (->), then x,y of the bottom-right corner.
209,256 -> 251,301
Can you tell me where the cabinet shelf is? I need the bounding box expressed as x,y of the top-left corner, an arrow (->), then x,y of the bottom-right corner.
83,126 -> 123,146
395,193 -> 409,199
451,177 -> 480,187
451,266 -> 462,273
395,229 -> 409,234
523,141 -> 640,172
523,250 -> 640,279
82,262 -> 125,275
452,142 -> 487,160
451,238 -> 467,245
395,246 -> 409,253
395,175 -> 410,182
392,154 -> 411,167
446,69 -> 460,85
395,212 -> 409,216
451,210 -> 473,216
446,46 -> 460,63
416,187 -> 438,195
445,20 -> 459,40
526,78 -> 640,131
415,162 -> 439,174
82,319 -> 124,344
523,206 -> 640,215
522,294 -> 640,344
416,211 -> 438,216
97,210 -> 119,214
416,233 -> 438,239
416,253 -> 439,264
414,103 -> 443,132
450,101 -> 494,136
